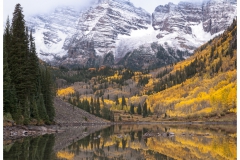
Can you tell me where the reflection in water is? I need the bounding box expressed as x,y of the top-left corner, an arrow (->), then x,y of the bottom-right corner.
4,124 -> 237,160
56,125 -> 236,160
4,134 -> 55,160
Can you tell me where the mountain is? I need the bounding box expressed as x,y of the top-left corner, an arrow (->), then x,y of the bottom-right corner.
27,6 -> 81,62
62,0 -> 151,67
53,19 -> 237,123
53,20 -> 237,121
146,18 -> 237,119
152,0 -> 237,50
26,0 -> 237,68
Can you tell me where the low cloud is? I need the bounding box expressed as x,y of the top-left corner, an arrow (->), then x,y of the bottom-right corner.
130,0 -> 203,13
4,0 -> 97,20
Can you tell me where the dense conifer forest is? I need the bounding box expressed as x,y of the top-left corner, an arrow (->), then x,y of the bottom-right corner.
3,4 -> 55,124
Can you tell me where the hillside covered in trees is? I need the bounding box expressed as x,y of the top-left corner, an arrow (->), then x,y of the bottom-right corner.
3,4 -> 55,125
54,19 -> 237,122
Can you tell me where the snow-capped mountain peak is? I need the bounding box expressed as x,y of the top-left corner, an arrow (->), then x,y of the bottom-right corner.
26,0 -> 237,68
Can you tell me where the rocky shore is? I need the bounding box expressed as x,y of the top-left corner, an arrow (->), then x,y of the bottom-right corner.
3,125 -> 64,141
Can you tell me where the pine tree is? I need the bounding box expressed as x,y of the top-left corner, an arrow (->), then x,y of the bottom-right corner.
3,16 -> 17,115
90,97 -> 94,114
121,95 -> 126,109
142,102 -> 148,118
40,67 -> 55,122
23,97 -> 30,124
30,97 -> 39,121
27,29 -> 39,96
96,97 -> 100,116
115,95 -> 119,105
9,3 -> 29,107
37,93 -> 49,123
130,104 -> 135,114
137,103 -> 142,115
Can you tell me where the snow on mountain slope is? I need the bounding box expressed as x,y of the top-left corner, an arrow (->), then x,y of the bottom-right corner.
26,0 -> 237,67
116,21 -> 223,59
152,0 -> 236,52
65,0 -> 151,60
27,6 -> 81,62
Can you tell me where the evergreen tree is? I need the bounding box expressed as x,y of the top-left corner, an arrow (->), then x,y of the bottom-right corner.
40,67 -> 55,122
23,97 -> 30,124
115,95 -> 119,105
142,102 -> 148,118
86,99 -> 90,113
121,95 -> 126,109
90,97 -> 94,114
96,97 -> 100,116
3,16 -> 18,116
8,3 -> 29,107
30,97 -> 39,121
130,104 -> 135,114
37,93 -> 49,123
137,103 -> 142,115
27,29 -> 39,96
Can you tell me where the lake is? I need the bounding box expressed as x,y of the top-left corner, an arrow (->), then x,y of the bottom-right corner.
4,124 -> 237,160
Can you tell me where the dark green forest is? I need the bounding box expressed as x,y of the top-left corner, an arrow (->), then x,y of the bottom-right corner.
3,4 -> 55,125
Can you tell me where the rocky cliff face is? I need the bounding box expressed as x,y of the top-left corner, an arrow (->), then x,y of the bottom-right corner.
152,0 -> 237,51
61,0 -> 151,67
26,0 -> 237,68
202,0 -> 237,34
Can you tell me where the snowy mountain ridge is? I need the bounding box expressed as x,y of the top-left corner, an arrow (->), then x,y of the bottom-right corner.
26,0 -> 237,68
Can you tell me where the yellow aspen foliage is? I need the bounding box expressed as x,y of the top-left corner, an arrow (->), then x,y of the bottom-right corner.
147,69 -> 236,118
57,151 -> 75,160
104,99 -> 115,106
57,87 -> 75,96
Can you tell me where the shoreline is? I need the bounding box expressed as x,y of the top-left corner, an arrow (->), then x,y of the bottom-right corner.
3,120 -> 236,141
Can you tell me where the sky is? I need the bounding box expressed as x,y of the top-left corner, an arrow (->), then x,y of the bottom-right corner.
3,0 -> 204,21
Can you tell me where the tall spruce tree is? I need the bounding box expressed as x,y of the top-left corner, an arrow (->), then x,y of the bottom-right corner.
40,67 -> 55,122
27,29 -> 39,96
121,95 -> 126,109
142,102 -> 148,118
3,17 -> 14,113
9,3 -> 29,107
37,93 -> 49,123
130,104 -> 135,114
137,103 -> 142,115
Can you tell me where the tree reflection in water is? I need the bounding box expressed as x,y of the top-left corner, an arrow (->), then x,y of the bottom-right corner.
4,124 -> 237,160
4,134 -> 55,160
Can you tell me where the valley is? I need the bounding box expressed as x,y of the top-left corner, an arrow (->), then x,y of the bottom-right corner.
53,19 -> 237,123
3,0 -> 237,159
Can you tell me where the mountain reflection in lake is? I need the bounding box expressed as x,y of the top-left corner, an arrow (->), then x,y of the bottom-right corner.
4,124 -> 236,160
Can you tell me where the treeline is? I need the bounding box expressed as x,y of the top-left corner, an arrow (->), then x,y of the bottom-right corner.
53,66 -> 138,87
52,66 -> 115,86
3,4 -> 55,124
